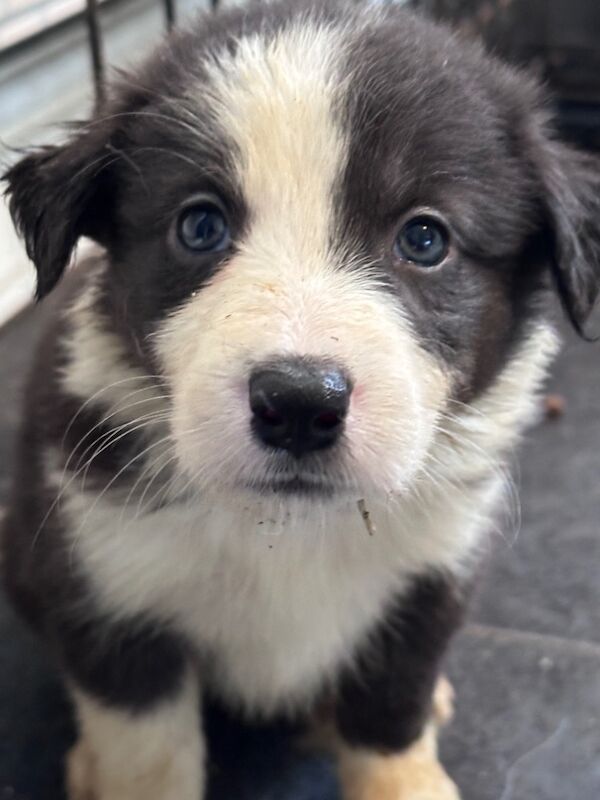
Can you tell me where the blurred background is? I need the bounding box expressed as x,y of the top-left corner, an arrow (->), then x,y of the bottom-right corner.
0,2 -> 599,799
0,0 -> 216,325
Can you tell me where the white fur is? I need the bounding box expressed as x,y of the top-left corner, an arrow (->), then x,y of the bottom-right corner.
427,324 -> 560,486
68,674 -> 203,800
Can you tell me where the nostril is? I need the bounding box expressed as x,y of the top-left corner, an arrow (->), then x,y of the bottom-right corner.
255,405 -> 285,427
313,411 -> 342,432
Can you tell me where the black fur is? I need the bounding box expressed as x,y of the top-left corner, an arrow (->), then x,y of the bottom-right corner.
58,614 -> 188,711
335,573 -> 465,752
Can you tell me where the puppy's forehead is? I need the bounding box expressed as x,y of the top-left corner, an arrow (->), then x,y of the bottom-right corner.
203,22 -> 348,256
191,9 -> 516,230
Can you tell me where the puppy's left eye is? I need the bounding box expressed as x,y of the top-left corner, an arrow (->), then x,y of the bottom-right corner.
395,216 -> 449,267
178,203 -> 230,253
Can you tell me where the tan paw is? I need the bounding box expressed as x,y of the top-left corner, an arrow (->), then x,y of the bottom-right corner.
393,758 -> 461,800
340,724 -> 461,800
342,752 -> 461,800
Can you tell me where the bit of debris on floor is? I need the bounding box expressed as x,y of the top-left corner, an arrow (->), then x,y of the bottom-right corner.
544,394 -> 566,420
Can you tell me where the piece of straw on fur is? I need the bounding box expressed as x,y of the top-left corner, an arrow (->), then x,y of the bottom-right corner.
357,499 -> 376,536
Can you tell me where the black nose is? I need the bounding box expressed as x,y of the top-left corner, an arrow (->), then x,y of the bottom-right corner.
249,358 -> 351,457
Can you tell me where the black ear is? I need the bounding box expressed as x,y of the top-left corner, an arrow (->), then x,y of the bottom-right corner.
534,131 -> 600,336
3,123 -> 116,300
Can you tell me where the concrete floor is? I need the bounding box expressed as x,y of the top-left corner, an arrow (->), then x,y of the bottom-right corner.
0,300 -> 599,800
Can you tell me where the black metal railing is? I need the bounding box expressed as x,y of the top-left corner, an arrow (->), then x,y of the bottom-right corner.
84,0 -> 222,106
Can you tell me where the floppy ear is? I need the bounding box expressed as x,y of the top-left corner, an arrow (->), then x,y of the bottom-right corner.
3,122 -> 117,300
533,130 -> 600,336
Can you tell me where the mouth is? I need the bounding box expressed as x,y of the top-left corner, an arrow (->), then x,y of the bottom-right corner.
244,471 -> 343,498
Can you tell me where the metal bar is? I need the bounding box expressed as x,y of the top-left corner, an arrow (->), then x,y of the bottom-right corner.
164,0 -> 176,30
85,0 -> 106,107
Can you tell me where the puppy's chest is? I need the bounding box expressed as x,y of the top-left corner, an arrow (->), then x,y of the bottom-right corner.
64,493 -> 411,712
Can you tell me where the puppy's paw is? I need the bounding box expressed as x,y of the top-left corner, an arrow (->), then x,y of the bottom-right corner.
340,714 -> 461,800
392,758 -> 461,800
341,749 -> 461,800
66,735 -> 202,800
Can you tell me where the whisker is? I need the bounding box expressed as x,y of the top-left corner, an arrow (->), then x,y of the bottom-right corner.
61,374 -> 168,451
61,390 -> 171,489
30,412 -> 170,552
73,412 -> 171,491
71,432 -> 184,545
124,451 -> 180,523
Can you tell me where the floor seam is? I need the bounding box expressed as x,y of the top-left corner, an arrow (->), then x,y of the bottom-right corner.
462,622 -> 600,658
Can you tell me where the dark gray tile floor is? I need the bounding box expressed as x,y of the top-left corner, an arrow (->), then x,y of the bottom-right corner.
0,301 -> 599,800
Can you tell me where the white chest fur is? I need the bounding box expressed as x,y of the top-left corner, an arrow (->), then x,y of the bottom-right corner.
57,315 -> 558,715
61,482 -> 492,715
56,267 -> 558,713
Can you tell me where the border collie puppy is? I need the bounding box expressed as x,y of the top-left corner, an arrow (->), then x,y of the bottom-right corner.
2,1 -> 599,798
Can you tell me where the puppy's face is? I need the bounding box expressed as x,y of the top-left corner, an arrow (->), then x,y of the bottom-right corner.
5,1 -> 600,503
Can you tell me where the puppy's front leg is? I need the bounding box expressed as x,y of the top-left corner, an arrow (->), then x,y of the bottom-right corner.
56,617 -> 204,800
333,574 -> 465,800
67,673 -> 204,800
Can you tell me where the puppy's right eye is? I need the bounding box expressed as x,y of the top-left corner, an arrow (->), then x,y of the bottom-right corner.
395,215 -> 449,268
178,202 -> 230,253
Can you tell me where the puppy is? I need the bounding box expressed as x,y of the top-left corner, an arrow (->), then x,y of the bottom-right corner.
2,1 -> 599,798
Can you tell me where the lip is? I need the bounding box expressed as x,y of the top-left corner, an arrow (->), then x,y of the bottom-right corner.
245,476 -> 338,498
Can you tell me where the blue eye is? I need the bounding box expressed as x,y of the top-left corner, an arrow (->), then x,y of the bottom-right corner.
178,203 -> 230,253
395,215 -> 449,267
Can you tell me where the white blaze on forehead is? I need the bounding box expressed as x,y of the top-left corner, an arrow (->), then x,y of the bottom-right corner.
205,22 -> 348,260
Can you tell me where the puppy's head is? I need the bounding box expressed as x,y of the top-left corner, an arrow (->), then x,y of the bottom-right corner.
5,0 -> 600,503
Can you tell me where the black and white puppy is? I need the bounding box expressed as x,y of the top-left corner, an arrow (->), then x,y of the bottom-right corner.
3,1 -> 600,798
